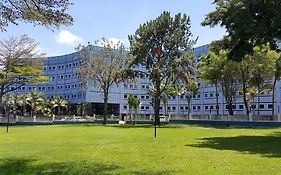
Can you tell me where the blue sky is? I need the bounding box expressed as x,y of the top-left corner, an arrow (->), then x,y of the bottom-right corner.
0,0 -> 226,56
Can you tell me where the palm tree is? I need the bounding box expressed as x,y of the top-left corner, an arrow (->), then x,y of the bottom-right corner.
36,99 -> 53,117
25,89 -> 45,118
17,94 -> 28,116
51,96 -> 68,115
9,94 -> 21,119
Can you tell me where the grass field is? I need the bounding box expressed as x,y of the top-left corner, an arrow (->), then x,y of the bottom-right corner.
0,124 -> 280,175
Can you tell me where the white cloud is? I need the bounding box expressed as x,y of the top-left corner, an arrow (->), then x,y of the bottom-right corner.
55,30 -> 84,46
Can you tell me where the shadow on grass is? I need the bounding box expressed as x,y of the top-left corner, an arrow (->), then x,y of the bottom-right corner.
0,158 -> 119,175
187,132 -> 281,158
109,124 -> 184,129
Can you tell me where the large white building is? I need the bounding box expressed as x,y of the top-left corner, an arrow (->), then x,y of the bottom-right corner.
14,44 -> 281,117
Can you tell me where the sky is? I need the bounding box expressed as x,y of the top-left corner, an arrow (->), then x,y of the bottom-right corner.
0,0 -> 226,57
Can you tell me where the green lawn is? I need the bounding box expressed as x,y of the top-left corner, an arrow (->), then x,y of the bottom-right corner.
0,124 -> 281,175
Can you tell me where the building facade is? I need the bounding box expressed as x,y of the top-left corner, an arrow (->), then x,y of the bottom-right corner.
14,44 -> 281,117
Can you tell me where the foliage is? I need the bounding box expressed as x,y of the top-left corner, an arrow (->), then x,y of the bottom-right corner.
199,50 -> 239,115
128,94 -> 141,124
0,0 -> 73,31
0,35 -> 50,114
203,0 -> 281,60
77,38 -> 132,124
25,89 -> 45,117
129,11 -> 196,124
51,96 -> 68,115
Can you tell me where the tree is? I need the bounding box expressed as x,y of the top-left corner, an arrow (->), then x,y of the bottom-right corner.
221,60 -> 240,116
0,0 -> 73,31
2,94 -> 12,132
9,94 -> 21,118
51,96 -> 68,115
272,55 -> 281,117
203,0 -> 281,60
183,79 -> 199,119
127,94 -> 141,124
25,89 -> 45,118
77,38 -> 132,125
198,51 -> 225,116
36,99 -> 53,117
129,11 -> 196,128
199,50 -> 239,115
248,44 -> 277,116
0,35 -> 50,115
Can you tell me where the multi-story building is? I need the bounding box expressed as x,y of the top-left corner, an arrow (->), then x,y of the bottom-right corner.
14,43 -> 281,117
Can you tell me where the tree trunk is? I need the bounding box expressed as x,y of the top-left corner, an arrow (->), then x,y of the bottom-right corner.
6,106 -> 10,133
272,78 -> 277,118
58,106 -> 61,115
187,96 -> 191,120
103,90 -> 109,125
154,97 -> 161,125
241,72 -> 250,116
215,83 -> 219,116
257,86 -> 260,116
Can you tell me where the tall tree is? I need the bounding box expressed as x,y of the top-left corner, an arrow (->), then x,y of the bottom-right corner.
0,0 -> 73,31
248,44 -> 277,116
77,38 -> 132,125
198,51 -> 225,115
0,35 -> 50,114
203,0 -> 281,60
129,11 -> 196,127
199,50 -> 239,115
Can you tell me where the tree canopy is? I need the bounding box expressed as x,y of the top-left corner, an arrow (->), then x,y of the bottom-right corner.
203,0 -> 281,60
77,38 -> 132,124
0,35 -> 50,111
0,0 -> 73,30
129,11 -> 196,125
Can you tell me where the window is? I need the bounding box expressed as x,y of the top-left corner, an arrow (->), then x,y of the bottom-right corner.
268,104 -> 273,109
205,106 -> 209,110
145,106 -> 149,110
210,93 -> 213,97
197,94 -> 201,98
193,106 -> 196,110
180,106 -> 184,110
124,106 -> 127,109
205,94 -> 208,98
239,105 -> 244,109
197,106 -> 201,110
210,106 -> 214,110
185,106 -> 188,110
141,96 -> 145,99
141,106 -> 145,110
124,94 -> 128,99
172,106 -> 176,110
260,104 -> 264,109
